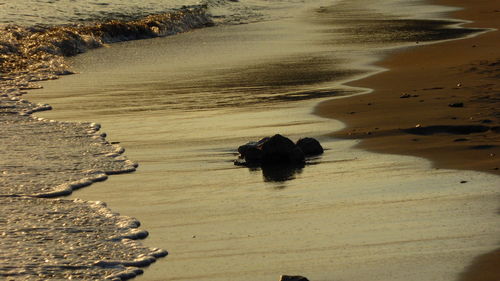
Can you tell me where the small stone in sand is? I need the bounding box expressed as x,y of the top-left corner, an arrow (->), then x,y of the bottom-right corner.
448,102 -> 464,108
279,275 -> 309,281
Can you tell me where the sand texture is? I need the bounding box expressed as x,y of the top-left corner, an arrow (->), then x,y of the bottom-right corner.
315,0 -> 500,175
316,0 -> 500,280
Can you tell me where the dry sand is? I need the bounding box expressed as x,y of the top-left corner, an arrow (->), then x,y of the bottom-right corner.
315,0 -> 500,175
316,0 -> 500,280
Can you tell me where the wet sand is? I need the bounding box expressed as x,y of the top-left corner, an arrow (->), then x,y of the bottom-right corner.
28,1 -> 500,280
315,0 -> 500,280
315,0 -> 500,174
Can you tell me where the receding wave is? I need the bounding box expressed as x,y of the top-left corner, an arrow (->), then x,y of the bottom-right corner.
0,5 -> 213,95
0,4 -> 213,280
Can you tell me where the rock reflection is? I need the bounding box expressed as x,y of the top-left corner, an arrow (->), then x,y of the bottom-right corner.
261,163 -> 304,182
243,163 -> 304,183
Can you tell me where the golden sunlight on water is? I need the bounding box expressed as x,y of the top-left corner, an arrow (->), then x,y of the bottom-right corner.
29,5 -> 499,281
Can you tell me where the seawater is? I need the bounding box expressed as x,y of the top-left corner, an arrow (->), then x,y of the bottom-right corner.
0,0 -> 201,26
0,0 -> 335,97
0,0 -> 325,26
2,0 -> 497,280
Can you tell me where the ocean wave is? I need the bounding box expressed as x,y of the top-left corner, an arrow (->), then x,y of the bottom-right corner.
0,6 -> 212,95
0,196 -> 168,280
0,3 -> 216,280
0,0 -> 315,94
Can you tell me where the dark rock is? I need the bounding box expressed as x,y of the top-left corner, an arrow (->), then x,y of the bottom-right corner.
297,137 -> 324,156
403,125 -> 489,135
238,143 -> 264,163
257,137 -> 270,145
470,145 -> 496,150
448,102 -> 464,108
261,134 -> 305,165
235,135 -> 324,178
280,275 -> 309,281
400,93 -> 411,98
238,141 -> 258,155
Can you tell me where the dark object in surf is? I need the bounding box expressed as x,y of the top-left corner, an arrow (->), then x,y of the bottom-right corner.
238,141 -> 265,163
279,275 -> 310,281
261,134 -> 305,165
297,137 -> 324,156
236,134 -> 323,167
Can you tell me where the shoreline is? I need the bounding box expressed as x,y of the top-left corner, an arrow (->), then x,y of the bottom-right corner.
315,0 -> 499,175
9,0 -> 498,280
315,0 -> 500,280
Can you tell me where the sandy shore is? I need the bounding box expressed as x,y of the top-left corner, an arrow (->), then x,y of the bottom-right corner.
315,0 -> 500,175
316,0 -> 499,280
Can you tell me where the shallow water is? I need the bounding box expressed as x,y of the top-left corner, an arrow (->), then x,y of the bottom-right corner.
0,0 -> 339,26
0,0 -> 202,25
28,1 -> 500,280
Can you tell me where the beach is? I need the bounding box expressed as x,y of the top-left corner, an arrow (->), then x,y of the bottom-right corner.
316,0 -> 500,175
24,0 -> 500,280
1,0 -> 499,280
316,0 -> 500,280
